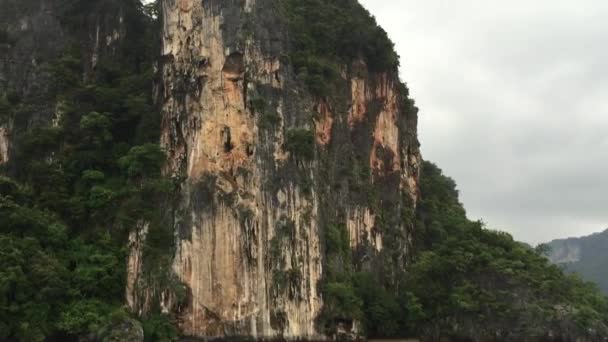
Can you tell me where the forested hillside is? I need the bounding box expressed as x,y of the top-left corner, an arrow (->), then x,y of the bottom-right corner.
547,229 -> 608,295
0,0 -> 607,341
0,0 -> 177,340
405,162 -> 608,340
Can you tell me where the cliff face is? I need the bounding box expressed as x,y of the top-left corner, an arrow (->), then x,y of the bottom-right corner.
547,229 -> 608,294
548,240 -> 582,264
0,0 -> 129,168
0,0 -> 61,165
126,0 -> 420,339
5,2 -> 608,341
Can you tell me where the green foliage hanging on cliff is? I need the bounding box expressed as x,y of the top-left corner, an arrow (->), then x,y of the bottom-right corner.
0,0 -> 173,340
404,161 -> 608,339
282,0 -> 399,96
283,0 -> 399,71
546,229 -> 608,295
284,128 -> 315,161
2,0 -> 607,341
0,181 -> 127,340
317,161 -> 608,340
318,223 -> 362,334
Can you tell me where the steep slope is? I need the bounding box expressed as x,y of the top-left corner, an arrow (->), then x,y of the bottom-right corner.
406,162 -> 608,341
546,229 -> 608,294
0,0 -> 145,168
0,0 -> 165,340
1,0 -> 608,341
126,0 -> 421,339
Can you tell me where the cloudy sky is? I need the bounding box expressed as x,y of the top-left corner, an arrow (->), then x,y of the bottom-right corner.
359,0 -> 608,244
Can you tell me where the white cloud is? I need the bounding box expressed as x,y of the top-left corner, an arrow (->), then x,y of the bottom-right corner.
360,0 -> 608,244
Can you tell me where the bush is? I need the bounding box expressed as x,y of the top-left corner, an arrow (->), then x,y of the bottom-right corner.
0,1 -> 171,339
323,282 -> 363,320
252,97 -> 282,129
141,314 -> 178,342
284,129 -> 315,161
0,29 -> 15,45
0,95 -> 11,122
405,161 -> 608,338
57,300 -> 113,335
283,0 -> 399,95
119,144 -> 165,180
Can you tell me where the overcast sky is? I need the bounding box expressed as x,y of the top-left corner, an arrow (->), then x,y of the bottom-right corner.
359,0 -> 608,244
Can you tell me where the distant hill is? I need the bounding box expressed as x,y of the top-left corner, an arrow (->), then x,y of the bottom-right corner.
546,229 -> 608,294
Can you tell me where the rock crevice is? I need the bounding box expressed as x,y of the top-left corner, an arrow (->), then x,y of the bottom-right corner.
128,0 -> 421,339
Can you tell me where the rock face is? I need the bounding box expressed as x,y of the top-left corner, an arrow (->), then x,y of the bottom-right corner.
546,229 -> 608,294
0,0 -> 128,168
98,318 -> 145,342
155,1 -> 323,338
127,0 -> 421,339
0,0 -> 62,166
0,127 -> 8,164
548,240 -> 582,264
0,1 -> 421,339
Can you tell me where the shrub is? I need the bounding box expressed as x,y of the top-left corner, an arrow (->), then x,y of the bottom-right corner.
0,29 -> 15,45
252,97 -> 282,129
0,95 -> 11,123
141,314 -> 178,342
119,144 -> 165,180
284,128 -> 315,161
323,282 -> 363,320
283,0 -> 400,95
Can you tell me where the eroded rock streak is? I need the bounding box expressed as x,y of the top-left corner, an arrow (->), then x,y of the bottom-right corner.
128,0 -> 421,339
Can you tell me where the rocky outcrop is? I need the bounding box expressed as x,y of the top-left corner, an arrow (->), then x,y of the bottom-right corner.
152,1 -> 322,338
97,318 -> 145,342
549,241 -> 582,264
546,229 -> 608,294
0,0 -> 129,168
0,126 -> 9,164
0,0 -> 64,166
127,0 -> 421,339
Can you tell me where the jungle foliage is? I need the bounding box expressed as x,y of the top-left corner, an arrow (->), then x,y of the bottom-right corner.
0,0 -> 176,340
1,0 -> 607,341
282,0 -> 399,96
547,229 -> 608,295
320,161 -> 608,339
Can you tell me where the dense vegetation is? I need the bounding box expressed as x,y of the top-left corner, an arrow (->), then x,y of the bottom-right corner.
0,0 -> 177,340
547,229 -> 608,295
279,0 -> 606,338
318,161 -> 608,339
279,0 -> 608,339
409,162 -> 608,338
282,0 -> 399,96
2,0 -> 608,341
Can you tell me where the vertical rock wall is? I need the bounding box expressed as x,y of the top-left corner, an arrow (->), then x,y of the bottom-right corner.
0,127 -> 8,164
157,0 -> 322,338
0,0 -> 129,168
130,0 -> 422,339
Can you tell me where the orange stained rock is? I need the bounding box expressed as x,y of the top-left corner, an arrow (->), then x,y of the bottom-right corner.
314,100 -> 334,146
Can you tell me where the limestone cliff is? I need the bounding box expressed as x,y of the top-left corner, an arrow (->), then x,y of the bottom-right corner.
546,229 -> 608,294
3,2 -> 608,341
128,0 -> 420,339
0,0 -> 132,168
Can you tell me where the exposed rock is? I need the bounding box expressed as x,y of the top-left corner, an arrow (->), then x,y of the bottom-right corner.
128,0 -> 421,339
126,221 -> 150,315
314,100 -> 334,146
0,126 -> 9,164
98,318 -> 144,342
546,228 -> 608,294
346,207 -> 381,252
0,0 -> 129,170
549,241 -> 582,264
